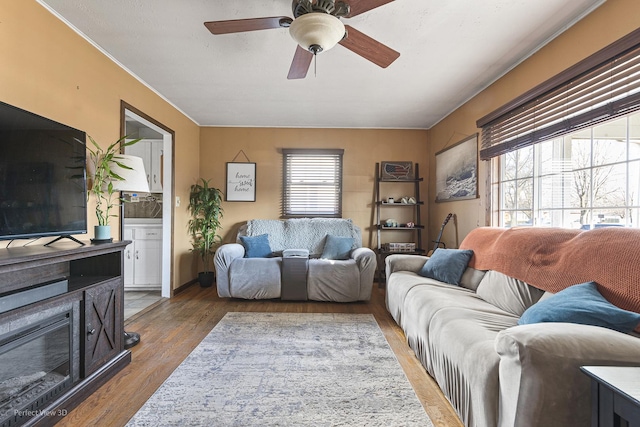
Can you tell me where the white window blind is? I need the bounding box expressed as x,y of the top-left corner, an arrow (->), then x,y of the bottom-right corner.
282,149 -> 344,218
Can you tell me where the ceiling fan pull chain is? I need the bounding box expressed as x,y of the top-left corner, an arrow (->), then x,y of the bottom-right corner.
314,54 -> 317,77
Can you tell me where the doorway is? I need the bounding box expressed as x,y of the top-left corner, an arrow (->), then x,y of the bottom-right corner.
120,102 -> 174,318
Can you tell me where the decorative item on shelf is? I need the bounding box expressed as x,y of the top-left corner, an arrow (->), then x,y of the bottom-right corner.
86,135 -> 148,243
383,242 -> 416,253
188,178 -> 224,288
408,196 -> 417,204
380,161 -> 413,180
406,222 -> 415,228
385,219 -> 399,228
387,197 -> 394,204
400,196 -> 409,204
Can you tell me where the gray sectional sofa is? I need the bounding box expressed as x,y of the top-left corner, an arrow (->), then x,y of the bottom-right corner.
386,226 -> 640,427
214,218 -> 376,301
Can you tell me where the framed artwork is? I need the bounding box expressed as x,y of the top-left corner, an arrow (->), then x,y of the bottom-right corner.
380,161 -> 413,180
435,134 -> 478,202
225,162 -> 256,202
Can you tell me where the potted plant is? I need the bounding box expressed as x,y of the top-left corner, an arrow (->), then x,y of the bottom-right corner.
187,178 -> 224,287
86,135 -> 141,241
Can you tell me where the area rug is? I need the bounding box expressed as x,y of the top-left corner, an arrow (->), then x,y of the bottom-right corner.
127,312 -> 433,426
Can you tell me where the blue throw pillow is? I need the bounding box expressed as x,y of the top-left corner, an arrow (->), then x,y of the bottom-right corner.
418,248 -> 474,286
518,281 -> 640,333
321,234 -> 354,260
239,234 -> 272,258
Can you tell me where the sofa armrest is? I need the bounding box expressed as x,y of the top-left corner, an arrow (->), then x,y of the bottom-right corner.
214,243 -> 245,298
351,247 -> 376,301
495,323 -> 640,427
385,254 -> 427,277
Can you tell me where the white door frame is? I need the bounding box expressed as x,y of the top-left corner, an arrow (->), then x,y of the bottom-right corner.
123,108 -> 173,298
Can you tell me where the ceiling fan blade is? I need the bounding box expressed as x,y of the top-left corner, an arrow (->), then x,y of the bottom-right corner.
204,17 -> 292,35
339,25 -> 400,68
288,46 -> 314,80
345,0 -> 395,18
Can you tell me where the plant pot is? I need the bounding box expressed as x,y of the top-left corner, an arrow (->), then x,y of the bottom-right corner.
198,271 -> 215,288
93,225 -> 113,243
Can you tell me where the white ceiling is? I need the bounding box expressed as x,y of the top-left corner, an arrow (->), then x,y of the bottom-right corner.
38,0 -> 604,129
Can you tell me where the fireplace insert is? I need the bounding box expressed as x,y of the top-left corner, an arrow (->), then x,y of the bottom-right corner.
0,310 -> 74,427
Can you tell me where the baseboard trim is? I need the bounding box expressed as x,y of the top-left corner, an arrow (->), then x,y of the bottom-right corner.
173,278 -> 198,296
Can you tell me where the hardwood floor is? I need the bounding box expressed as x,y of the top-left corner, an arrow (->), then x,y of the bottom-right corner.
57,285 -> 464,427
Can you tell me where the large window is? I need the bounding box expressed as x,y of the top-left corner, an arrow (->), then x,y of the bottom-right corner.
282,149 -> 344,218
480,29 -> 640,229
493,112 -> 640,228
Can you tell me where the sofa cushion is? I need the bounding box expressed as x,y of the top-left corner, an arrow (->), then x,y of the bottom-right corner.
244,218 -> 360,255
228,257 -> 281,299
239,234 -> 272,258
460,267 -> 486,291
307,259 -> 360,302
519,281 -> 640,333
418,248 -> 474,286
321,234 -> 354,260
428,306 -> 519,427
476,270 -> 545,316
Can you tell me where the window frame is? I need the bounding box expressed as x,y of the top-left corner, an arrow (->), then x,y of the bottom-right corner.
281,148 -> 344,218
493,112 -> 640,229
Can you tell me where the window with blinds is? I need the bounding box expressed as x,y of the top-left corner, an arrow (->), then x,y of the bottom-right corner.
484,28 -> 640,230
282,149 -> 344,218
477,28 -> 640,160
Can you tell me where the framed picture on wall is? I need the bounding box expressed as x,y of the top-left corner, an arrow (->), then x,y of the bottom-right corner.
226,162 -> 256,202
435,134 -> 478,202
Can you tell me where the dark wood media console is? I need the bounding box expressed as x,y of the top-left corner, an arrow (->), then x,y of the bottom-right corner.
0,241 -> 131,427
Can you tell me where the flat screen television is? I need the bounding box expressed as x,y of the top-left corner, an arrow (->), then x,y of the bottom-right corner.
0,100 -> 87,242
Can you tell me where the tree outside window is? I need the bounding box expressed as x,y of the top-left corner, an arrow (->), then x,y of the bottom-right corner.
496,112 -> 640,229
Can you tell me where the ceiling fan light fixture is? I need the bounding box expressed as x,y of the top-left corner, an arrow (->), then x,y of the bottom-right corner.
289,13 -> 345,54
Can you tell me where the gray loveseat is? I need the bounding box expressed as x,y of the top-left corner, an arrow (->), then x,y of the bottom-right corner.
386,226 -> 640,427
214,218 -> 376,301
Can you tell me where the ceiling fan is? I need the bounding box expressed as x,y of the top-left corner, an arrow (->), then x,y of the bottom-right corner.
204,0 -> 400,79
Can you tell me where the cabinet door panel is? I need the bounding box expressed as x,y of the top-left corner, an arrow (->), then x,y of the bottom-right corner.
134,239 -> 162,286
83,279 -> 123,377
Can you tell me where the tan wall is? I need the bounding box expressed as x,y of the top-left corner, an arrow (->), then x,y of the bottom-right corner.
428,0 -> 640,248
199,127 -> 429,250
0,1 -> 200,291
6,0 -> 633,289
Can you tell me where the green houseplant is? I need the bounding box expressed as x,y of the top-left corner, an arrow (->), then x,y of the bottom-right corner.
86,135 -> 141,240
187,178 -> 224,287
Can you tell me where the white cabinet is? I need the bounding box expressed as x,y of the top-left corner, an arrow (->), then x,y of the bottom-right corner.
124,224 -> 162,291
125,139 -> 163,192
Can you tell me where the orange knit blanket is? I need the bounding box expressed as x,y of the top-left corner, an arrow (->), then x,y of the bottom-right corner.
459,227 -> 640,314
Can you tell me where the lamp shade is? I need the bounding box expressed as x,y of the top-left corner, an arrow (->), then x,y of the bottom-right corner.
109,154 -> 150,193
289,13 -> 345,53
